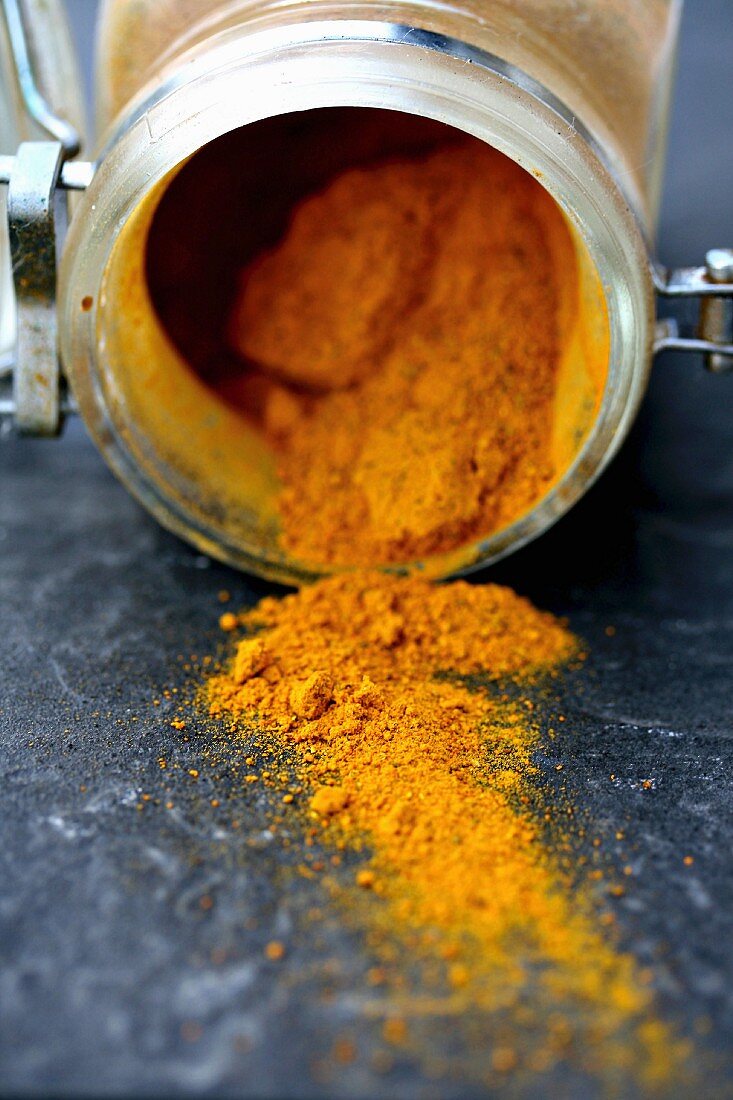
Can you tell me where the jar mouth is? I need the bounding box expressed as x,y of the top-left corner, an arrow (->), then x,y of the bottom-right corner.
60,21 -> 654,585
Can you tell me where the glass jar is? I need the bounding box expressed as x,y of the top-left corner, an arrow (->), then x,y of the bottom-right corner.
7,0 -> 725,584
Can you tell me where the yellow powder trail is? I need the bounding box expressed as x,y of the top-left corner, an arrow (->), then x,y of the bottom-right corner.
206,572 -> 687,1088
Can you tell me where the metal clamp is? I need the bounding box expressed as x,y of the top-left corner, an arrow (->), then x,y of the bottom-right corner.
0,148 -> 93,433
0,0 -> 92,435
5,142 -> 68,434
654,249 -> 733,372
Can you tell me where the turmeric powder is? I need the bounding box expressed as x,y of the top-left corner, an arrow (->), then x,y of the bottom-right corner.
205,573 -> 687,1089
227,141 -> 570,567
190,126 -> 683,1090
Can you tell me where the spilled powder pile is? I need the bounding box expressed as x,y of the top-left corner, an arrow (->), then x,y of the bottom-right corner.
206,573 -> 685,1088
227,142 -> 564,567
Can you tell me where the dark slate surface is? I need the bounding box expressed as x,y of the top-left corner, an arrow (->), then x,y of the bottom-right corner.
2,2 -> 733,1096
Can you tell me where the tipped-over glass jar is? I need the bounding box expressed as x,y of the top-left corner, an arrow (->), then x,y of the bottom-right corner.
1,0 -> 731,582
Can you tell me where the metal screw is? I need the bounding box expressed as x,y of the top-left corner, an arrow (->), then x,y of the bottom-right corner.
705,248 -> 733,284
700,249 -> 733,372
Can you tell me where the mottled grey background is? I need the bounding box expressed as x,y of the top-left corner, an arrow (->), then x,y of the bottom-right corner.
1,2 -> 733,1098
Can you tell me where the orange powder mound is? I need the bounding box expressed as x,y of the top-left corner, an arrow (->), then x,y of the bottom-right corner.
206,573 -> 687,1088
228,142 -> 564,567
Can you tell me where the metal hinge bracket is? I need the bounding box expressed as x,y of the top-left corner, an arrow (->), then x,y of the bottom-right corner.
0,149 -> 93,433
654,248 -> 733,372
0,0 -> 92,435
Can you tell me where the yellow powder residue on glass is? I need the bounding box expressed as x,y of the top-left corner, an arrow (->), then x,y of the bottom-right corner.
205,572 -> 688,1089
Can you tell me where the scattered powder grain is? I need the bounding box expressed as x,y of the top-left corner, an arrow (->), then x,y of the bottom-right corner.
206,572 -> 687,1088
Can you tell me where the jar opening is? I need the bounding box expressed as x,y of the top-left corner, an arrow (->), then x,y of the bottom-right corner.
97,107 -> 610,579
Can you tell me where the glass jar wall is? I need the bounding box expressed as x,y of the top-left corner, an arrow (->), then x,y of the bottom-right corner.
97,0 -> 681,228
57,1 -> 679,581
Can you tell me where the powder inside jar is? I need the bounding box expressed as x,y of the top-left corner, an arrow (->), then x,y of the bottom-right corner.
226,141 -> 566,567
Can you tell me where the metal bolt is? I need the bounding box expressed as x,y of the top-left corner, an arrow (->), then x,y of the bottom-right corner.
700,249 -> 733,372
705,248 -> 733,284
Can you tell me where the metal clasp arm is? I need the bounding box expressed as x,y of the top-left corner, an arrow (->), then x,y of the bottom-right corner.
654,249 -> 733,372
0,157 -> 93,190
1,0 -> 80,157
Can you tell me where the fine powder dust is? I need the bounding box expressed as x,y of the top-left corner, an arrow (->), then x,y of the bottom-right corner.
226,141 -> 564,567
196,135 -> 686,1089
205,573 -> 687,1088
